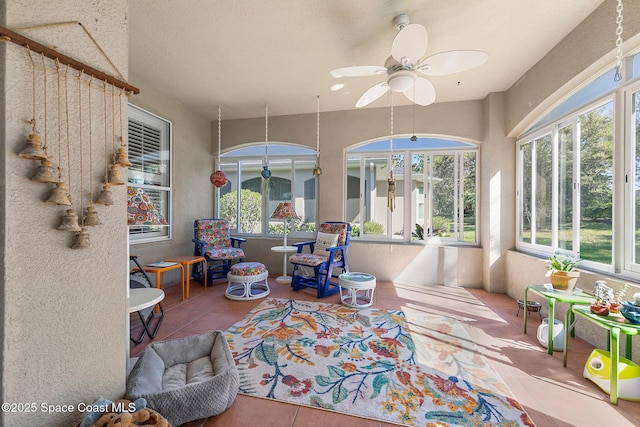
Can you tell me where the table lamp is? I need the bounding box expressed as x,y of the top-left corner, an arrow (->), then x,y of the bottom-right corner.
270,202 -> 300,247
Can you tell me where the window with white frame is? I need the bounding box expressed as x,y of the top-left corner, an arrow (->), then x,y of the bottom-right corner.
516,55 -> 640,275
216,144 -> 317,237
345,137 -> 478,243
127,104 -> 172,243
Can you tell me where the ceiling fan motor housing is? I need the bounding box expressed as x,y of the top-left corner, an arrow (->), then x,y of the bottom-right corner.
394,14 -> 410,30
387,70 -> 415,92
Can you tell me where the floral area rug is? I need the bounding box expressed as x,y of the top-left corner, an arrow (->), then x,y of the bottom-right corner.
224,298 -> 535,426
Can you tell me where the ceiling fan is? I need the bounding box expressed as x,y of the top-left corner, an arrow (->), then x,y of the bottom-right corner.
330,14 -> 489,108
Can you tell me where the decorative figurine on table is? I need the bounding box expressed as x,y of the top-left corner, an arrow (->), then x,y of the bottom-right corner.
590,280 -> 614,316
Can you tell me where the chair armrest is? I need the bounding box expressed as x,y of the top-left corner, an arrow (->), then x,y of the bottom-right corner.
293,240 -> 316,253
230,237 -> 246,248
193,238 -> 208,255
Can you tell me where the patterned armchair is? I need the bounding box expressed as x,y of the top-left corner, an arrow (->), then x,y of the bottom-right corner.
289,222 -> 351,298
193,219 -> 246,286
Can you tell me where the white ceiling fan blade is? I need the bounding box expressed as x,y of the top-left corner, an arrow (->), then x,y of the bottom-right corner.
417,50 -> 489,77
356,82 -> 390,108
330,65 -> 387,78
391,24 -> 428,66
404,77 -> 436,106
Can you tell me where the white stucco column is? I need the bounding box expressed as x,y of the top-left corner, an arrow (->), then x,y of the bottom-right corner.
480,92 -> 516,293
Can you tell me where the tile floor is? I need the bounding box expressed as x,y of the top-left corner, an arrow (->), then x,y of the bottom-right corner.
130,278 -> 640,427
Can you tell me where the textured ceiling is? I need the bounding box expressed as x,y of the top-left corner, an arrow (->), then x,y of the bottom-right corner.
128,0 -> 605,120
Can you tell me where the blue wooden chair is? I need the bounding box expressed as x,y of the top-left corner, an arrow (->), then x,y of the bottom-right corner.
289,222 -> 351,298
193,219 -> 246,286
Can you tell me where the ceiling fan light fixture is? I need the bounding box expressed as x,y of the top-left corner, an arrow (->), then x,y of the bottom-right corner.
387,71 -> 415,92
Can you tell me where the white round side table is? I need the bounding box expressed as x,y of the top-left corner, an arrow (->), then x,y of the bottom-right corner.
338,272 -> 376,308
270,245 -> 297,284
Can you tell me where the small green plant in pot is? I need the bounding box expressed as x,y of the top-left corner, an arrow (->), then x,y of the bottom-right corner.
546,254 -> 581,291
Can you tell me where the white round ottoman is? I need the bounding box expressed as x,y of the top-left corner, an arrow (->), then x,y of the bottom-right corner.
225,262 -> 270,300
338,272 -> 376,308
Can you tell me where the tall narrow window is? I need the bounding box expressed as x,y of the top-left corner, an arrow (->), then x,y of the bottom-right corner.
127,104 -> 171,243
579,102 -> 613,265
558,122 -> 575,252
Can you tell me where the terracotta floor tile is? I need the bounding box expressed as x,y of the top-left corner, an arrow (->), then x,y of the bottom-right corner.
127,281 -> 640,427
201,395 -> 298,427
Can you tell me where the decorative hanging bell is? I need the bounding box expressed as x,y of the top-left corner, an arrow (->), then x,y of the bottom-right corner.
32,158 -> 58,183
57,208 -> 81,231
115,144 -> 133,167
71,227 -> 91,249
83,205 -> 102,226
18,132 -> 47,160
108,163 -> 125,185
95,182 -> 114,206
313,166 -> 322,177
210,170 -> 228,188
261,165 -> 272,179
46,181 -> 72,205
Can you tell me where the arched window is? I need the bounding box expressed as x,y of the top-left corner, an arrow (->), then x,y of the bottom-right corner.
216,143 -> 317,238
346,136 -> 478,243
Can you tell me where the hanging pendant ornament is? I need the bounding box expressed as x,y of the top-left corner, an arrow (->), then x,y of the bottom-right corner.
261,104 -> 272,179
72,227 -> 91,249
32,53 -> 57,183
388,171 -> 396,212
107,85 -> 124,185
46,181 -> 72,205
83,205 -> 102,226
32,158 -> 58,183
313,95 -> 322,177
57,208 -> 82,231
388,94 -> 396,212
115,89 -> 132,167
46,59 -> 72,205
19,126 -> 48,160
210,169 -> 228,187
210,105 -> 228,187
108,158 -> 125,185
19,47 -> 47,160
95,178 -> 114,205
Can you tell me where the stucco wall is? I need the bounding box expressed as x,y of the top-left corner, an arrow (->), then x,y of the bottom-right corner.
1,1 -> 129,425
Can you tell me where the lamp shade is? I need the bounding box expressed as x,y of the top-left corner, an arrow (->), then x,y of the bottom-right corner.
270,202 -> 300,221
127,186 -> 168,225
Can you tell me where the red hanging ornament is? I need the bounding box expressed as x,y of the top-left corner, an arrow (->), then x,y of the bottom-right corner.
210,170 -> 228,188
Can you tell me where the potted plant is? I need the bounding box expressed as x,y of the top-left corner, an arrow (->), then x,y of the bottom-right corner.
546,254 -> 581,291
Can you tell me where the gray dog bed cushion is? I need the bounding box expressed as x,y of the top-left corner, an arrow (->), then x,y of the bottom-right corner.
126,331 -> 239,426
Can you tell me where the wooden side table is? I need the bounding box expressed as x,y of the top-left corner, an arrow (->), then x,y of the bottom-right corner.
166,255 -> 207,298
137,262 -> 185,300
